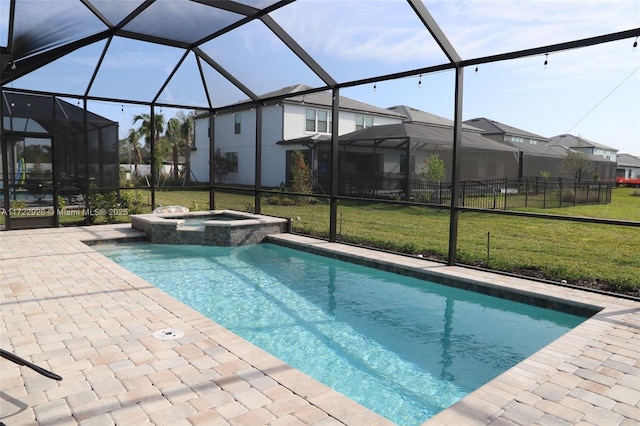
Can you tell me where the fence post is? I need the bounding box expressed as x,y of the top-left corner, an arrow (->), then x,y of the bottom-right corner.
524,177 -> 528,208
558,179 -> 562,208
597,182 -> 601,204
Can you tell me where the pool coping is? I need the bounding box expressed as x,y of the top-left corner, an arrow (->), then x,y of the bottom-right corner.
2,225 -> 639,426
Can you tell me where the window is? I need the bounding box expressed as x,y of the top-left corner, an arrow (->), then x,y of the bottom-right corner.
234,114 -> 241,134
356,115 -> 373,130
226,152 -> 238,172
318,110 -> 328,133
306,109 -> 332,133
306,109 -> 316,132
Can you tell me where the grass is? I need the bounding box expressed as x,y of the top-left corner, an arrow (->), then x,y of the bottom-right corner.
3,187 -> 638,294
264,188 -> 640,294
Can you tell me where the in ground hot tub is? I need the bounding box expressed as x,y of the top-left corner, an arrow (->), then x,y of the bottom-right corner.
131,210 -> 289,246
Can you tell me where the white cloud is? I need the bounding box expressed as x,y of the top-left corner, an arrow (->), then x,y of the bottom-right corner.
428,0 -> 639,59
271,0 -> 639,70
271,0 -> 446,64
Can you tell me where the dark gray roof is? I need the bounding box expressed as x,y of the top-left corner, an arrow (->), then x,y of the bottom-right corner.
616,153 -> 640,167
388,105 -> 483,132
520,142 -> 575,159
196,83 -> 408,119
464,118 -> 549,142
276,133 -> 332,146
337,122 -> 518,152
550,134 -> 618,152
3,91 -> 115,135
277,85 -> 406,119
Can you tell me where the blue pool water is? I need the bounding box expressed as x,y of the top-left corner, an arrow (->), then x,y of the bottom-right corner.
96,242 -> 586,425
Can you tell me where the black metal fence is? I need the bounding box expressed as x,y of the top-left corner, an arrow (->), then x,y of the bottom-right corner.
338,174 -> 613,210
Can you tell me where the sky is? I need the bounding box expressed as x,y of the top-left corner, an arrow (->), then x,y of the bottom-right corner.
3,0 -> 640,156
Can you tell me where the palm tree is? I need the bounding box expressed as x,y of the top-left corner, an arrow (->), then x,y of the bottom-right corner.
132,112 -> 165,180
178,111 -> 195,183
126,128 -> 143,177
165,117 -> 182,181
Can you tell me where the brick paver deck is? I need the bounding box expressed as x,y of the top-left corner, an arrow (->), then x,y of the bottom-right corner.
1,225 -> 639,425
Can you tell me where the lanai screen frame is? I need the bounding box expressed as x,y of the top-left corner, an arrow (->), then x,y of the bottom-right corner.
1,0 -> 639,266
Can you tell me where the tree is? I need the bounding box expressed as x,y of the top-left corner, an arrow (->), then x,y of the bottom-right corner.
290,150 -> 312,204
563,150 -> 591,181
420,153 -> 446,184
165,117 -> 182,181
178,111 -> 195,184
212,148 -> 230,183
126,128 -> 143,177
420,153 -> 446,204
132,112 -> 165,181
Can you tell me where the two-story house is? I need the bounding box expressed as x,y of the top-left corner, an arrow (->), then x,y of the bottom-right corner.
465,118 -> 617,180
549,134 -> 618,162
190,84 -> 405,187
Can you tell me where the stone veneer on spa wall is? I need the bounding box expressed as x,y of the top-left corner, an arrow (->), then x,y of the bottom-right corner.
130,210 -> 289,246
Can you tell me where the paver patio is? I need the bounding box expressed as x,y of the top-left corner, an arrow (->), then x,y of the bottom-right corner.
1,224 -> 639,425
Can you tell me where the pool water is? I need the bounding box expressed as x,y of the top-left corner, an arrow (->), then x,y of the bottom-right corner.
96,242 -> 586,426
178,214 -> 243,229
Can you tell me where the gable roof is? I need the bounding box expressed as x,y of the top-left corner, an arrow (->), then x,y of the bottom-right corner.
277,85 -> 406,119
388,105 -> 483,132
549,134 -> 618,152
464,118 -> 549,142
616,153 -> 640,167
337,122 -> 518,152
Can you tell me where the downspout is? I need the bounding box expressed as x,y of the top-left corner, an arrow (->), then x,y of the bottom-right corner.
517,151 -> 524,179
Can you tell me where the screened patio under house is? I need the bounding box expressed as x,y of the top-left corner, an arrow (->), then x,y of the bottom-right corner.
1,0 -> 638,261
277,122 -> 520,198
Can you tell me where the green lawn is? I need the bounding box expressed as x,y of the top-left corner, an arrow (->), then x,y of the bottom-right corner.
3,187 -> 638,293
259,188 -> 640,293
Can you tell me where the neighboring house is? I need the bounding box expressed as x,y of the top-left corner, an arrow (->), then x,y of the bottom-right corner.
466,118 -> 617,180
336,106 -> 519,181
615,153 -> 640,181
280,104 -> 522,196
190,84 -> 405,187
465,117 -> 550,146
550,134 -> 618,161
549,134 -> 618,180
465,117 -> 569,178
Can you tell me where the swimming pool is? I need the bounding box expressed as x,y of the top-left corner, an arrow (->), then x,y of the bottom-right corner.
96,242 -> 587,426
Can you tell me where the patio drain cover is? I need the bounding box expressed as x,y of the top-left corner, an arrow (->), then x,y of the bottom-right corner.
152,329 -> 184,340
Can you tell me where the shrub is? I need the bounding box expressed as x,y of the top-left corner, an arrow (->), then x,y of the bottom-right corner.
89,190 -> 120,223
119,190 -> 145,214
10,200 -> 27,212
560,188 -> 590,204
